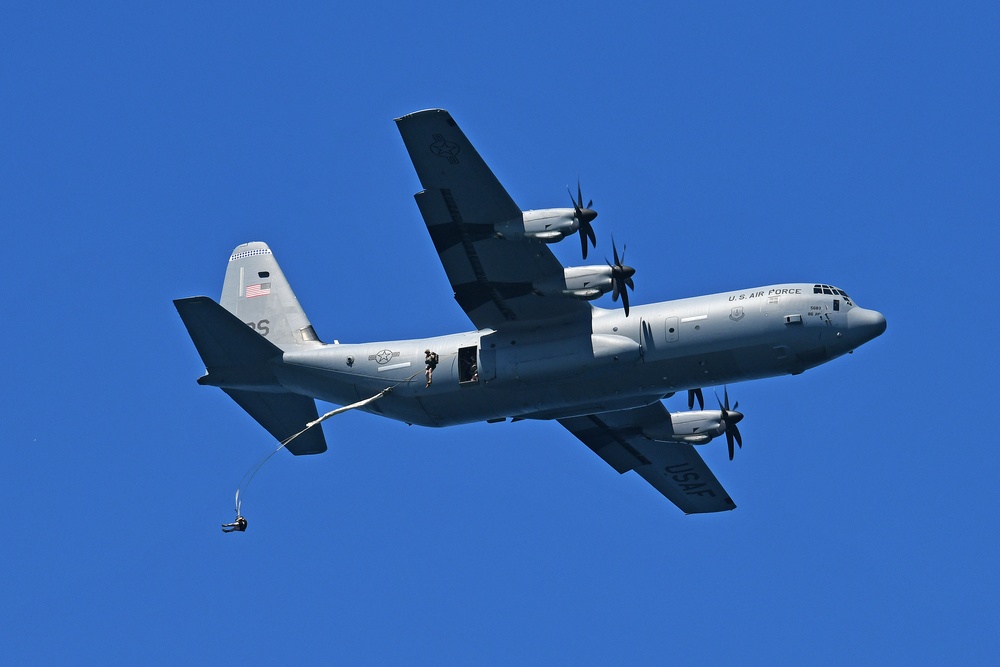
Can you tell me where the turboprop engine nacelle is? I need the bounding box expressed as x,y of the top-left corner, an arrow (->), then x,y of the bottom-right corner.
641,410 -> 729,445
532,265 -> 615,300
521,208 -> 581,242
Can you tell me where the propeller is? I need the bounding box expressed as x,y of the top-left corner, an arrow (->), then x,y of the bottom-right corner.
568,180 -> 597,259
607,238 -> 636,316
687,388 -> 705,411
716,386 -> 744,461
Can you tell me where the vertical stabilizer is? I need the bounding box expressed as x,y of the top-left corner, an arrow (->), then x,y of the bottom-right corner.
220,242 -> 322,349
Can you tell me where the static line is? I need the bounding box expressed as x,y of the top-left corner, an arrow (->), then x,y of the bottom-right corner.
231,370 -> 424,519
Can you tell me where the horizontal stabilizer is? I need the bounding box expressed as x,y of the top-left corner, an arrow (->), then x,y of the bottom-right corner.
175,297 -> 327,455
223,389 -> 327,455
174,296 -> 282,370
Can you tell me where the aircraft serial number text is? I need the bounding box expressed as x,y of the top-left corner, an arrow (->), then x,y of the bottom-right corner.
245,319 -> 270,336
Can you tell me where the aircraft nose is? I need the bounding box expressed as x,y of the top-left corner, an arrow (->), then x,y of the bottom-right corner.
848,307 -> 887,344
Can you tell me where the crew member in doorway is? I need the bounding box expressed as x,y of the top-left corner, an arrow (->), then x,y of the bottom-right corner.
425,349 -> 439,387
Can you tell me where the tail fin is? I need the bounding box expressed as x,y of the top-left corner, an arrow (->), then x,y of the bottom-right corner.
173,242 -> 329,455
220,242 -> 322,349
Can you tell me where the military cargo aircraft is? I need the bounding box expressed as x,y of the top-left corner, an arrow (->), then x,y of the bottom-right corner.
175,109 -> 886,514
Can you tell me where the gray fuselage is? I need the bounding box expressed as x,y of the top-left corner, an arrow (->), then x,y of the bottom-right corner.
270,283 -> 886,427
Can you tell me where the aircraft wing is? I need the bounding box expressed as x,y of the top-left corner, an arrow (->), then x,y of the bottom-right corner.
395,109 -> 592,330
559,403 -> 737,514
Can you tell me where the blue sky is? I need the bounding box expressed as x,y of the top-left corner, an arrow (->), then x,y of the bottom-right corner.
3,2 -> 997,664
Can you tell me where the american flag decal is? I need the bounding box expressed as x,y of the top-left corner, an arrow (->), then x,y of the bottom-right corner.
245,283 -> 271,298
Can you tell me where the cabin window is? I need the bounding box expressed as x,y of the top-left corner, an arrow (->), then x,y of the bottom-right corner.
833,299 -> 840,312
458,346 -> 479,383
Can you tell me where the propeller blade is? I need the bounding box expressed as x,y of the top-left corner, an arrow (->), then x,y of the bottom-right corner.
568,180 -> 597,259
715,386 -> 744,459
687,388 -> 704,410
606,237 -> 636,316
579,218 -> 596,260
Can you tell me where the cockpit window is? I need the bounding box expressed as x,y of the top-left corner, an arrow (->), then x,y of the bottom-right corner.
813,284 -> 853,306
